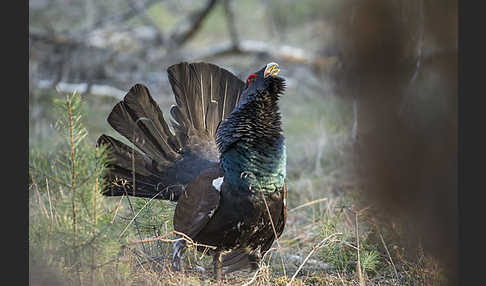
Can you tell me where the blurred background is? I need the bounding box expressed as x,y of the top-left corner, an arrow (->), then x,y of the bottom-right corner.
29,0 -> 457,285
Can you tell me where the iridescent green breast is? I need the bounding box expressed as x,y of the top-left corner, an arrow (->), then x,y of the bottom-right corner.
221,137 -> 286,193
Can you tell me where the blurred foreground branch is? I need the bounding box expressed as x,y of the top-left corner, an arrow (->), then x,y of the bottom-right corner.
329,1 -> 457,285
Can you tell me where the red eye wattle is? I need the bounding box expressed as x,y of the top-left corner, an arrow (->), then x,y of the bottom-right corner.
247,73 -> 258,85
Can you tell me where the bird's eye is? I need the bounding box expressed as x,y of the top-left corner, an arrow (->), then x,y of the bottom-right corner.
247,73 -> 258,85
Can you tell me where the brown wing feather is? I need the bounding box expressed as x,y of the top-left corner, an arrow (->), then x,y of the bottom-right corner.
173,167 -> 223,238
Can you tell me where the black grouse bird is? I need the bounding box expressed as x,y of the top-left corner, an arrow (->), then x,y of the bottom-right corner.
97,62 -> 287,280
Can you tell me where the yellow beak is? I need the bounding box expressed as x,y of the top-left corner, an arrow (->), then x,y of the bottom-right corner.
264,62 -> 280,78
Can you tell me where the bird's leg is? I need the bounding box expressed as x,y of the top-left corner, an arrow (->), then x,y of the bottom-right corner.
213,251 -> 223,282
172,239 -> 187,271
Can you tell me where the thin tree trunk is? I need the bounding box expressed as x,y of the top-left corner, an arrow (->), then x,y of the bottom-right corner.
67,96 -> 82,285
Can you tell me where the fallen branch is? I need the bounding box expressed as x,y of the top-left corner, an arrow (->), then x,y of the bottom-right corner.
35,80 -> 126,100
124,230 -> 217,250
185,40 -> 338,69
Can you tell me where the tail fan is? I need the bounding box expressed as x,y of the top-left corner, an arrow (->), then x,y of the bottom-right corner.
97,135 -> 182,201
98,62 -> 246,200
168,62 -> 245,140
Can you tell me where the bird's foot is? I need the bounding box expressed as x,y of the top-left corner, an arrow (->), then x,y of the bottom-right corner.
213,252 -> 223,283
172,239 -> 187,271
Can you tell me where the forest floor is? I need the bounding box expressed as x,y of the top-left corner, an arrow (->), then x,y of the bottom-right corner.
29,84 -> 446,286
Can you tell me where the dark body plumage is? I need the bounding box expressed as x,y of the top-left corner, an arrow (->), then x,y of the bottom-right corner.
98,62 -> 287,280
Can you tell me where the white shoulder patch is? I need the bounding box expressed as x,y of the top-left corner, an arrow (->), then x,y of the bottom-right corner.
212,176 -> 224,192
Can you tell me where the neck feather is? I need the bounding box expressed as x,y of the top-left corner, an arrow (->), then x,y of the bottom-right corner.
217,90 -> 286,192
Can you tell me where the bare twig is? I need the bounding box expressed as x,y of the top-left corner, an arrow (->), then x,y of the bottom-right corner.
125,230 -> 217,251
111,195 -> 125,224
46,178 -> 54,231
336,271 -> 347,285
288,197 -> 328,213
241,248 -> 276,286
286,233 -> 342,286
31,178 -> 49,219
123,229 -> 217,273
122,191 -> 148,252
355,212 -> 365,286
379,231 -> 399,284
340,240 -> 359,251
28,167 -> 72,189
261,192 -> 287,277
352,98 -> 358,142
409,0 -> 425,86
118,190 -> 165,238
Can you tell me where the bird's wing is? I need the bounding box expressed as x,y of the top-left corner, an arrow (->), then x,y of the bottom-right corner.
165,62 -> 246,185
173,167 -> 223,239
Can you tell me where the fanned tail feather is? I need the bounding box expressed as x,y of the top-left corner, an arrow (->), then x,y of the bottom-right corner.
168,62 -> 245,141
97,135 -> 183,201
98,62 -> 245,201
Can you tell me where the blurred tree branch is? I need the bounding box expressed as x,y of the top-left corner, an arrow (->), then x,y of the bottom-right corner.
30,0 -> 334,98
82,0 -> 162,36
30,0 -> 347,104
223,0 -> 240,50
29,0 -> 222,94
185,40 -> 337,69
168,0 -> 220,46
